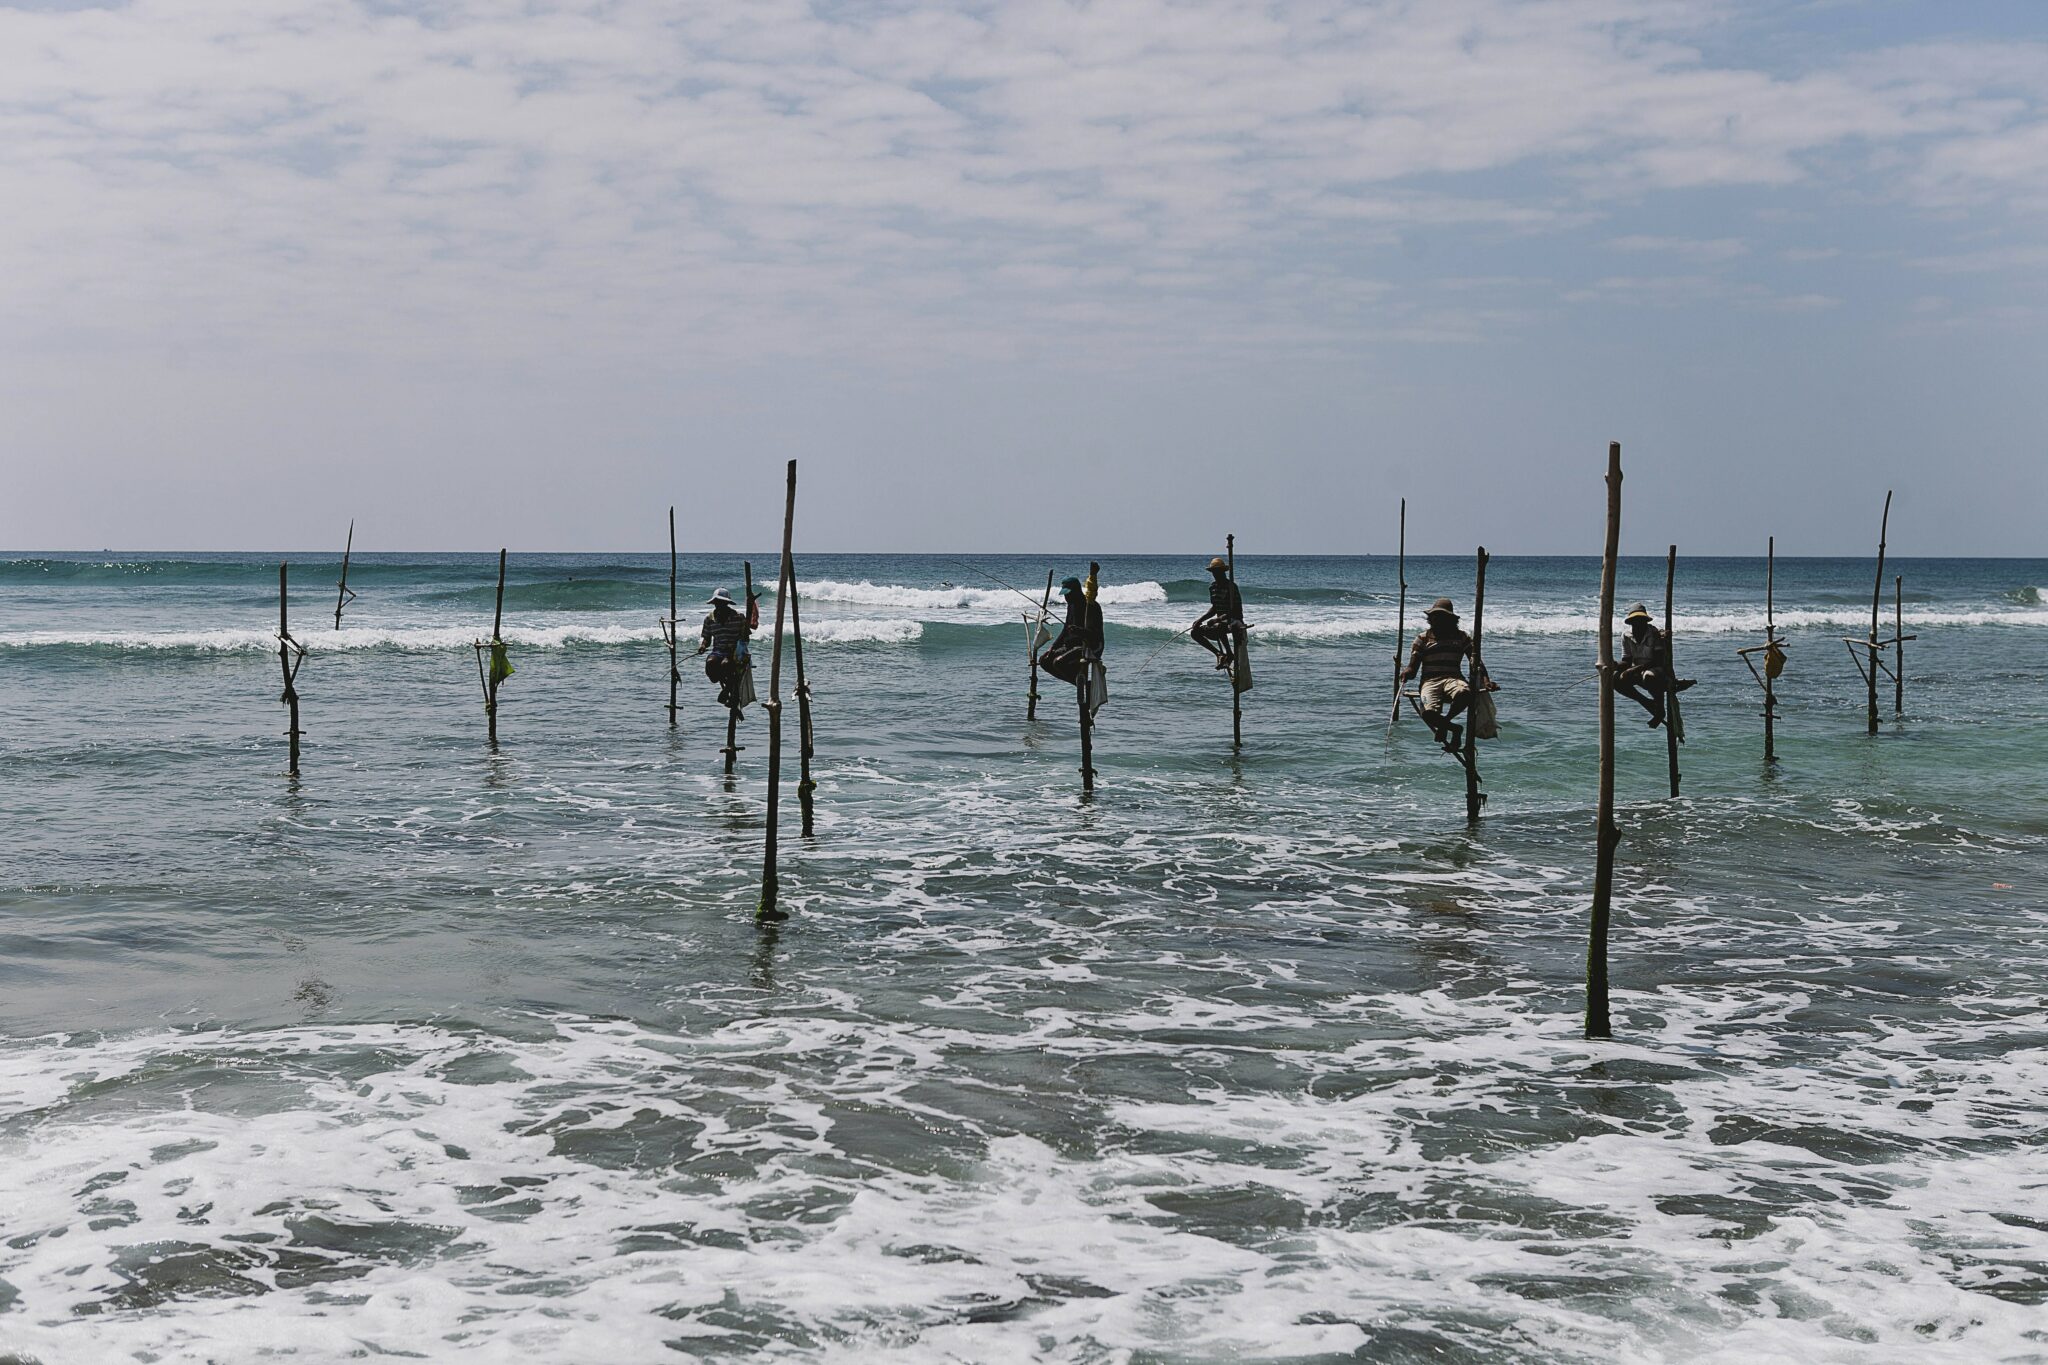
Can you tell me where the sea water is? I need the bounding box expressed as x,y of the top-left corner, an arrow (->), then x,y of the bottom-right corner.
2,551 -> 2045,1362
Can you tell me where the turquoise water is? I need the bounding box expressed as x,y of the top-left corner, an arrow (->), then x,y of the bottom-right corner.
2,551 -> 2046,1362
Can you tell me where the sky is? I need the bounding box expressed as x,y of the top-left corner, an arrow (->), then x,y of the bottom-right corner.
1,0 -> 2044,556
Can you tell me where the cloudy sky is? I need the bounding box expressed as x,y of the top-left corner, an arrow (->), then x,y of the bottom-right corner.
2,0 -> 2044,554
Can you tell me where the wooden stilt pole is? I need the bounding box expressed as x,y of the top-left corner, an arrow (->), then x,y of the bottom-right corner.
1894,573 -> 1904,718
1078,674 -> 1094,794
1764,537 -> 1776,764
759,460 -> 797,923
1664,545 -> 1680,799
333,520 -> 355,629
1027,569 -> 1052,721
1388,498 -> 1406,739
1587,441 -> 1622,1040
667,507 -> 680,727
1867,490 -> 1890,736
790,555 -> 816,837
725,561 -> 753,775
278,561 -> 303,775
1227,532 -> 1242,750
486,548 -> 506,744
1463,546 -> 1488,824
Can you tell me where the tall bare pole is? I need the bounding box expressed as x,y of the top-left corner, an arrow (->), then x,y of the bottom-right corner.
1226,532 -> 1242,750
1587,442 -> 1622,1040
1463,546 -> 1488,823
1868,490 -> 1891,735
759,460 -> 797,923
486,548 -> 507,744
667,507 -> 680,727
1894,573 -> 1905,718
1388,498 -> 1407,738
789,556 -> 816,837
1765,538 -> 1776,763
1664,545 -> 1681,799
278,562 -> 304,775
1027,569 -> 1053,721
333,521 -> 355,629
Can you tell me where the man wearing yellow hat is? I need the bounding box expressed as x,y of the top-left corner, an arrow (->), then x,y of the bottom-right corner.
1191,555 -> 1245,671
1401,596 -> 1481,751
1616,601 -> 1696,727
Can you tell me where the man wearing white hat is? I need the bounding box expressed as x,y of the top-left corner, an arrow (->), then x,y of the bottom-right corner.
697,586 -> 759,709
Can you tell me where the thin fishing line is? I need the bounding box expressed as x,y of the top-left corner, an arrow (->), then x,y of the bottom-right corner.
936,557 -> 1053,614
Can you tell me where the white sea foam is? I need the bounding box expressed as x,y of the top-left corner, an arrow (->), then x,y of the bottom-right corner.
0,619 -> 922,652
803,578 -> 1168,612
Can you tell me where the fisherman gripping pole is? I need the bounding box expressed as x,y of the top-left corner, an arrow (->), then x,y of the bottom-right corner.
278,561 -> 307,775
333,520 -> 357,629
758,459 -> 797,923
1586,441 -> 1622,1040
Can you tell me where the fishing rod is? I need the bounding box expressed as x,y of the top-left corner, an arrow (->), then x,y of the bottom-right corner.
936,557 -> 1055,614
1131,624 -> 1197,675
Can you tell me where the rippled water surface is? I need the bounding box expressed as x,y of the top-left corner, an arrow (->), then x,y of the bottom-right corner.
3,551 -> 2046,1362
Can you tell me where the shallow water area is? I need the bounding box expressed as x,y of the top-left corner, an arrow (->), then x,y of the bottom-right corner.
2,551 -> 2046,1362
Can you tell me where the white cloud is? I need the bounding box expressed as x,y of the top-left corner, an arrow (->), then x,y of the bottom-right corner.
0,0 -> 2042,372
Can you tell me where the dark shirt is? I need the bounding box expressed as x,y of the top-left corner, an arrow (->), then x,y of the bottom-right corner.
1206,578 -> 1243,623
1623,624 -> 1668,672
1052,596 -> 1104,656
700,606 -> 749,657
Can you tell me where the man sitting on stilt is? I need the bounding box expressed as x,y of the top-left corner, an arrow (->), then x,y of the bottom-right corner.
697,587 -> 757,709
1615,602 -> 1696,727
1402,597 -> 1478,753
1192,556 -> 1244,671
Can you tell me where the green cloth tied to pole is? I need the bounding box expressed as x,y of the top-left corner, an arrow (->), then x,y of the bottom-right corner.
489,642 -> 515,685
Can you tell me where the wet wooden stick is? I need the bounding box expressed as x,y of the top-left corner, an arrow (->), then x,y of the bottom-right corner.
1664,545 -> 1680,799
1867,490 -> 1891,736
484,548 -> 507,744
1388,498 -> 1407,739
1227,532 -> 1242,750
1587,441 -> 1622,1040
1894,573 -> 1905,718
758,459 -> 797,923
1463,545 -> 1488,824
1027,569 -> 1052,721
789,554 -> 816,837
667,507 -> 680,727
333,520 -> 356,629
278,561 -> 305,775
1765,537 -> 1776,763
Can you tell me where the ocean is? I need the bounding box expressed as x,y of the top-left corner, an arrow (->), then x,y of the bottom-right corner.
2,550 -> 2045,1363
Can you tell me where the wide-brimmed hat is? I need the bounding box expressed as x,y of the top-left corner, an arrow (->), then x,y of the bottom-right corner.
1426,597 -> 1457,617
1207,556 -> 1229,572
707,587 -> 737,606
1624,602 -> 1652,621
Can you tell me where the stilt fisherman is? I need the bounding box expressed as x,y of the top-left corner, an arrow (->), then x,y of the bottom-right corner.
1192,555 -> 1244,671
1039,568 -> 1104,687
1615,601 -> 1696,727
1401,597 -> 1488,752
697,586 -> 759,709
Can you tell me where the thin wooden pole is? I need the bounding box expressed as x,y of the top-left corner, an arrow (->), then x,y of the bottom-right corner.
725,561 -> 753,775
1227,532 -> 1242,750
759,460 -> 797,923
333,520 -> 354,629
1868,490 -> 1891,736
790,555 -> 815,837
1764,536 -> 1776,764
1587,441 -> 1622,1040
1463,546 -> 1488,823
1664,544 -> 1680,799
667,506 -> 680,727
1894,573 -> 1904,718
1027,569 -> 1053,721
1079,672 -> 1094,794
1388,498 -> 1406,737
279,561 -> 302,775
487,547 -> 506,744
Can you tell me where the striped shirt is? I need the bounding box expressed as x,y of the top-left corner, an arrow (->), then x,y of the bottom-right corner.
700,607 -> 749,658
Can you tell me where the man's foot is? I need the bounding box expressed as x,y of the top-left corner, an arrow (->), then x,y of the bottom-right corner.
1442,722 -> 1463,751
1214,655 -> 1230,670
1675,678 -> 1697,691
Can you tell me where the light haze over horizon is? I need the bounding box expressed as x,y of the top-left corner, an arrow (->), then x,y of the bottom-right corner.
3,0 -> 2045,558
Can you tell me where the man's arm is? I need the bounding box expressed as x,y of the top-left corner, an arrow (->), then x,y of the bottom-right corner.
1399,636 -> 1424,681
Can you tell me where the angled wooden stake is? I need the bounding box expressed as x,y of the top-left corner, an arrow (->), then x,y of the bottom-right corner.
1765,537 -> 1777,763
1664,545 -> 1681,799
789,554 -> 816,837
1463,545 -> 1489,823
278,562 -> 305,774
667,506 -> 680,727
1867,491 -> 1890,735
1894,573 -> 1905,718
333,520 -> 356,629
1388,497 -> 1407,739
759,460 -> 797,923
1227,532 -> 1242,750
476,548 -> 509,744
1587,442 -> 1622,1040
1027,569 -> 1053,721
